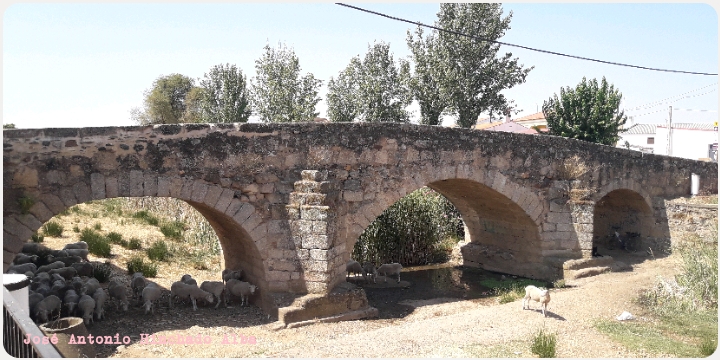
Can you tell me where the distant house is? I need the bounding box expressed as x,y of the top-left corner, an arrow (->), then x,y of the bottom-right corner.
513,112 -> 548,132
471,114 -> 539,135
617,123 -> 656,154
654,123 -> 718,161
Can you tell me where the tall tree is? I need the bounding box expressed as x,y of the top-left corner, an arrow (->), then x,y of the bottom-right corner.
327,42 -> 412,123
406,27 -> 447,126
251,42 -> 322,123
131,73 -> 197,125
543,77 -> 628,146
198,63 -> 252,123
434,3 -> 533,128
326,57 -> 361,123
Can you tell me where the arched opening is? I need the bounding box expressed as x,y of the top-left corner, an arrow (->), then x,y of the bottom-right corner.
593,189 -> 653,254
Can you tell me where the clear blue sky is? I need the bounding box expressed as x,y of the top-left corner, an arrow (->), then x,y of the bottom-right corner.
3,2 -> 718,129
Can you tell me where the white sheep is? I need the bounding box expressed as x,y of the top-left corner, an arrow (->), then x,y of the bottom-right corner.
63,289 -> 79,317
80,278 -> 101,297
63,241 -> 88,250
78,295 -> 95,326
92,288 -> 107,321
522,285 -> 551,317
107,279 -> 129,312
377,263 -> 403,283
141,282 -> 162,315
181,274 -> 197,286
222,269 -> 243,284
362,262 -> 378,283
226,279 -> 256,307
130,272 -> 147,299
346,260 -> 363,279
200,281 -> 226,308
63,249 -> 89,262
170,281 -> 214,311
34,295 -> 62,324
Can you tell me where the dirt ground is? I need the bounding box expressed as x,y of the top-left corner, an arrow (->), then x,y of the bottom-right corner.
79,254 -> 680,358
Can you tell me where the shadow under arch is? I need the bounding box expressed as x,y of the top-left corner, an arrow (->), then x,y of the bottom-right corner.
346,177 -> 545,280
428,179 -> 545,279
592,189 -> 657,255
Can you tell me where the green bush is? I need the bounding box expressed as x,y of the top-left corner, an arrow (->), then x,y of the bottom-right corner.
93,222 -> 102,230
132,210 -> 159,226
42,221 -> 64,237
530,329 -> 557,358
160,221 -> 185,240
106,231 -> 123,244
73,225 -> 80,233
18,196 -> 35,214
147,241 -> 171,261
31,233 -> 44,243
700,337 -> 717,357
92,263 -> 112,283
80,228 -> 111,257
552,279 -> 567,289
126,256 -> 157,277
126,238 -> 142,250
352,187 -> 464,266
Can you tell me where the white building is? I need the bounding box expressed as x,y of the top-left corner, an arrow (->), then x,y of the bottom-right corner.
654,123 -> 718,161
617,124 -> 656,154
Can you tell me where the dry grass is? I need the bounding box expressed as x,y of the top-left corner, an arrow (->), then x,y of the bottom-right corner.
557,155 -> 592,180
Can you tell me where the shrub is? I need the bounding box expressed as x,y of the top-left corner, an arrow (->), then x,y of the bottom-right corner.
353,187 -> 464,266
147,241 -> 171,261
530,329 -> 557,358
80,228 -> 111,257
42,221 -> 64,237
31,233 -> 44,243
92,263 -> 112,283
106,231 -> 123,244
73,225 -> 80,233
700,337 -> 717,357
160,221 -> 185,240
18,196 -> 35,214
552,279 -> 567,289
93,222 -> 102,231
132,210 -> 159,226
126,238 -> 142,250
126,256 -> 157,277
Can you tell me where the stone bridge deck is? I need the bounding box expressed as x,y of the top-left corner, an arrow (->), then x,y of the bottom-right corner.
3,123 -> 717,319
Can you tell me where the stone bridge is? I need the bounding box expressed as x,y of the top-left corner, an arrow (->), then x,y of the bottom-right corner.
3,123 -> 717,321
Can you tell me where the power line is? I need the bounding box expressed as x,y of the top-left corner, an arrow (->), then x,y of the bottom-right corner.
625,83 -> 718,111
335,3 -> 719,76
630,108 -> 667,117
625,88 -> 718,112
672,108 -> 718,113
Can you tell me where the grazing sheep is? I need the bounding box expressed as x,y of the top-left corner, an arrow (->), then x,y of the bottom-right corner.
71,262 -> 94,277
28,292 -> 45,321
226,279 -> 256,307
50,273 -> 65,283
32,272 -> 51,285
21,243 -> 47,255
522,285 -> 551,317
346,260 -> 363,279
36,261 -> 66,274
71,277 -> 84,293
107,279 -> 129,312
34,284 -> 51,297
81,278 -> 100,297
63,289 -> 80,317
78,295 -> 95,326
130,273 -> 147,299
24,271 -> 35,279
362,262 -> 378,284
34,295 -> 62,324
62,241 -> 88,250
377,263 -> 403,283
181,274 -> 198,286
48,255 -> 83,267
92,288 -> 107,321
49,250 -> 69,258
7,263 -> 37,275
49,267 -> 77,281
200,281 -> 226,308
13,253 -> 38,265
222,269 -> 243,284
63,249 -> 89,262
49,283 -> 75,300
141,282 -> 162,315
170,282 -> 213,311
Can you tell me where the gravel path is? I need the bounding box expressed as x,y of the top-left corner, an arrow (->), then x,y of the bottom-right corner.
111,255 -> 680,358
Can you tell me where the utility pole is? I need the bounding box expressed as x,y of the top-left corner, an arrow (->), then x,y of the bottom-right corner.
667,106 -> 673,156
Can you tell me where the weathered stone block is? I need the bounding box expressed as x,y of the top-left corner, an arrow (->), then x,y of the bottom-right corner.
16,214 -> 42,234
156,177 -> 171,197
143,173 -> 158,197
224,199 -> 243,218
302,234 -> 330,250
90,173 -> 106,200
300,206 -> 328,221
28,201 -> 54,223
289,193 -> 326,206
302,170 -> 327,182
233,202 -> 255,224
343,191 -> 363,202
191,181 -> 209,203
58,188 -> 77,208
203,185 -> 224,207
214,188 -> 235,213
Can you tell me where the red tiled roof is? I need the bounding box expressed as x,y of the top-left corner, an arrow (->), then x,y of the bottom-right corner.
514,112 -> 546,122
483,121 -> 539,135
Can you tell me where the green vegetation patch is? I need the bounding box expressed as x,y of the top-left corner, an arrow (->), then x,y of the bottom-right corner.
160,221 -> 185,240
530,328 -> 557,358
126,238 -> 142,250
126,256 -> 157,277
42,221 -> 64,237
79,228 -> 111,257
132,210 -> 159,226
594,319 -> 710,358
18,195 -> 35,214
92,263 -> 113,283
147,240 -> 171,261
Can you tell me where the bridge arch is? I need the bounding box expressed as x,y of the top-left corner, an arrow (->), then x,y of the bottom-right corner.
344,163 -> 544,278
592,182 -> 655,253
4,172 -> 271,306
